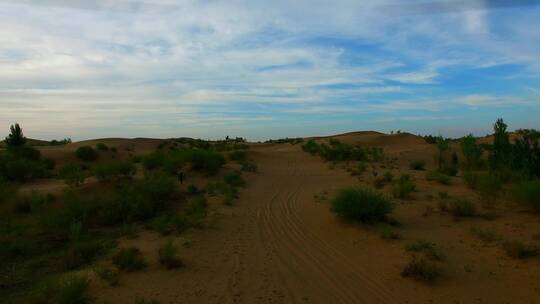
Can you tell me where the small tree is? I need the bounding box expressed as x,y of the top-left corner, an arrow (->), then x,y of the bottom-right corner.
5,123 -> 26,147
490,118 -> 511,169
461,134 -> 482,169
436,136 -> 450,169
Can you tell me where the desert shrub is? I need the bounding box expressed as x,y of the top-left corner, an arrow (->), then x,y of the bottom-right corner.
229,150 -> 247,162
158,241 -> 183,269
149,214 -> 191,235
0,156 -> 47,182
0,178 -> 16,204
439,164 -> 458,177
409,160 -> 426,171
425,171 -> 451,185
503,241 -> 539,259
513,179 -> 540,210
94,267 -> 120,286
56,275 -> 92,304
401,256 -> 441,283
376,223 -> 400,240
96,143 -> 109,151
240,161 -> 257,172
470,226 -> 499,243
224,171 -> 246,187
461,134 -> 483,169
112,247 -> 146,271
392,175 -> 416,199
331,188 -> 392,223
222,185 -> 239,205
14,192 -> 48,214
75,146 -> 98,162
92,160 -> 136,181
142,152 -> 166,170
185,196 -> 207,221
189,149 -> 225,173
8,145 -> 42,160
448,199 -> 476,217
59,164 -> 85,187
187,184 -> 199,195
4,123 -> 26,146
302,140 -> 320,154
64,240 -> 111,270
405,240 -> 444,260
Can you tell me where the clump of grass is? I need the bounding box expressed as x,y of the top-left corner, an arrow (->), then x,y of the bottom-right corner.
470,226 -> 499,243
158,241 -> 183,269
405,240 -> 444,260
94,266 -> 120,286
425,171 -> 451,185
240,161 -> 257,172
31,275 -> 92,304
409,160 -> 426,170
513,179 -> 540,210
448,199 -> 476,217
223,171 -> 246,187
112,247 -> 147,271
392,175 -> 416,199
376,223 -> 400,240
331,188 -> 392,223
503,241 -> 539,259
401,256 -> 441,283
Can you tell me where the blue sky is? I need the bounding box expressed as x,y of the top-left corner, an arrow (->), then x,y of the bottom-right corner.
1,0 -> 539,141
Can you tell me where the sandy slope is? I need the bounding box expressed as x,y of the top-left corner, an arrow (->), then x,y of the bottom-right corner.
92,137 -> 540,304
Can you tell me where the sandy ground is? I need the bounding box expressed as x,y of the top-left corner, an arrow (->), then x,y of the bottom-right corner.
82,135 -> 540,304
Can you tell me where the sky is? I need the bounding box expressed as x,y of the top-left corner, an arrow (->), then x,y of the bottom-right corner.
1,0 -> 540,141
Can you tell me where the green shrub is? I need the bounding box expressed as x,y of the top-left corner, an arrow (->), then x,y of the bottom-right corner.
229,150 -> 247,162
302,140 -> 320,154
92,161 -> 136,181
513,180 -> 540,210
405,240 -> 444,260
4,123 -> 26,147
0,178 -> 16,204
376,223 -> 400,240
75,146 -> 98,162
64,240 -> 111,270
425,171 -> 451,185
240,161 -> 257,172
158,241 -> 183,269
112,247 -> 146,271
14,192 -> 48,214
96,143 -> 109,151
94,267 -> 120,286
224,171 -> 246,187
185,196 -> 207,220
401,256 -> 441,283
439,164 -> 458,177
470,226 -> 499,243
392,175 -> 416,199
189,149 -> 225,173
60,164 -> 85,187
148,214 -> 191,235
222,185 -> 239,205
0,156 -> 47,182
331,188 -> 392,223
56,275 -> 92,304
503,241 -> 539,259
142,152 -> 166,170
448,199 -> 476,217
409,160 -> 426,170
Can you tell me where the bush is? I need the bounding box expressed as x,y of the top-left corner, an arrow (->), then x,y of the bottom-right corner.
158,241 -> 183,269
224,171 -> 246,187
331,188 -> 392,223
94,267 -> 120,286
401,256 -> 441,283
0,178 -> 16,204
96,143 -> 109,151
425,171 -> 451,185
142,152 -> 166,170
64,240 -> 110,270
448,199 -> 476,217
405,240 -> 444,260
503,241 -> 539,259
189,149 -> 225,173
409,160 -> 426,170
302,140 -> 320,155
112,247 -> 146,271
14,192 -> 48,214
240,161 -> 257,172
376,223 -> 400,240
75,146 -> 98,162
0,156 -> 47,182
92,161 -> 136,181
513,180 -> 540,210
229,150 -> 247,162
185,196 -> 207,220
60,164 -> 85,187
392,175 -> 416,199
57,275 -> 92,304
439,164 -> 458,177
222,185 -> 239,205
470,226 -> 499,243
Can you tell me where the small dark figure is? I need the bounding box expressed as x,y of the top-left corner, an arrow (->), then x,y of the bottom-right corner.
178,171 -> 185,184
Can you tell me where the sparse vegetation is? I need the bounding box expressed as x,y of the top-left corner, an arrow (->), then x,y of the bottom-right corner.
405,240 -> 444,260
112,247 -> 147,271
503,241 -> 539,259
76,146 -> 99,162
376,223 -> 400,240
513,179 -> 540,210
158,241 -> 183,269
448,199 -> 476,217
401,256 -> 441,283
92,160 -> 136,181
60,164 -> 85,187
425,170 -> 451,185
392,175 -> 416,199
409,160 -> 426,170
331,188 -> 392,223
94,266 -> 120,286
